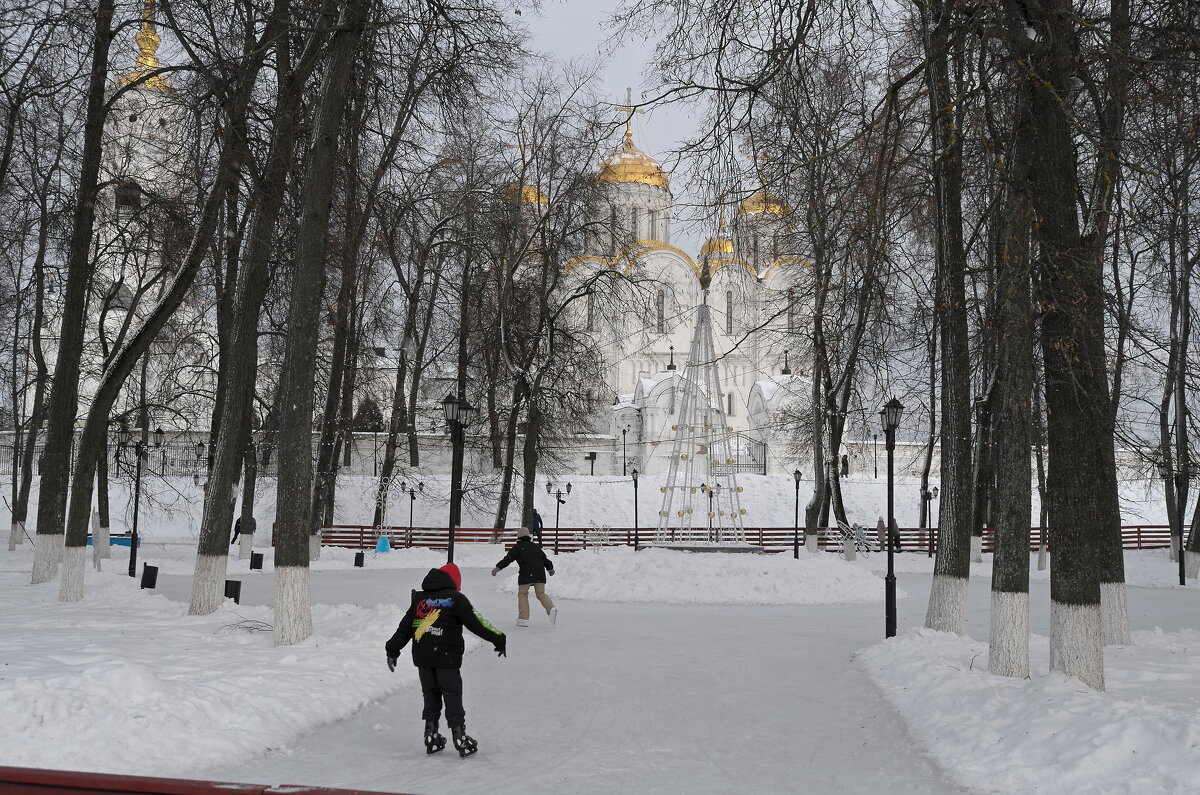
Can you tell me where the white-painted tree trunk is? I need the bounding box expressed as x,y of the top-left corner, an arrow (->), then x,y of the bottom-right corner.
9,520 -> 25,551
189,553 -> 230,615
805,533 -> 818,553
1100,581 -> 1131,646
1186,550 -> 1200,580
93,510 -> 111,559
971,535 -> 983,563
925,574 -> 967,634
31,534 -> 63,584
1050,601 -> 1104,691
58,546 -> 85,602
238,532 -> 253,561
989,590 -> 1029,678
274,565 -> 313,646
1169,536 -> 1179,562
1037,544 -> 1048,571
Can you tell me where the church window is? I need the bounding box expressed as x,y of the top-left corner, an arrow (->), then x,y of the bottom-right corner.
772,235 -> 781,259
649,209 -> 659,238
726,291 -> 734,334
656,290 -> 665,333
727,392 -> 735,416
586,293 -> 595,331
787,289 -> 796,332
752,235 -> 760,263
630,207 -> 640,242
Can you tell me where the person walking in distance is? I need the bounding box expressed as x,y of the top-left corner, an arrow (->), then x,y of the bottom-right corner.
530,508 -> 544,544
385,562 -> 507,757
492,527 -> 556,626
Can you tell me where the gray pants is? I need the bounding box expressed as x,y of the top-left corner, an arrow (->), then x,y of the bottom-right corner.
518,582 -> 554,620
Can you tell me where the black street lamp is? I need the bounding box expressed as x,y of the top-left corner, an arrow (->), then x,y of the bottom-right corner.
193,441 -> 205,487
793,469 -> 802,559
442,393 -> 475,563
546,480 -> 571,554
632,468 -> 640,551
401,480 -> 424,532
621,426 -> 628,476
881,396 -> 904,638
873,434 -> 878,478
119,427 -> 162,578
924,485 -> 939,557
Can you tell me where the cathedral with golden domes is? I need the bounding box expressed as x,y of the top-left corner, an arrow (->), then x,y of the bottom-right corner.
562,123 -> 812,478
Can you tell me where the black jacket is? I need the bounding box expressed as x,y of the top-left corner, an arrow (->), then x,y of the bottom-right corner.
385,568 -> 505,669
495,536 -> 554,585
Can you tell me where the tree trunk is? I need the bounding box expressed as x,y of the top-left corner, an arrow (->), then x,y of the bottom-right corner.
1020,0 -> 1108,690
273,0 -> 368,646
989,112 -> 1034,677
31,0 -> 115,584
923,0 -> 973,634
190,1 -> 321,615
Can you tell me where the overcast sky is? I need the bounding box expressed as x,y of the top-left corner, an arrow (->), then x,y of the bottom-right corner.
524,0 -> 707,251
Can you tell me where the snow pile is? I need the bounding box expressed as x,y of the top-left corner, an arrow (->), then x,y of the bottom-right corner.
492,545 -> 895,605
0,564 -> 425,777
857,628 -> 1200,794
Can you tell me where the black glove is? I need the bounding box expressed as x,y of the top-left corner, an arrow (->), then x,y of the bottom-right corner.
387,656 -> 397,672
494,636 -> 506,657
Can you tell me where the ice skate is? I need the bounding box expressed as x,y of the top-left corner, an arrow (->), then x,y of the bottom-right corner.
451,725 -> 478,758
423,720 -> 446,754
549,607 -> 558,625
516,618 -> 528,627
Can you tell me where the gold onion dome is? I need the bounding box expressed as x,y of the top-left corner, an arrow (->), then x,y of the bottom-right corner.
597,130 -> 669,191
498,181 -> 549,206
736,188 -> 788,216
700,233 -> 735,256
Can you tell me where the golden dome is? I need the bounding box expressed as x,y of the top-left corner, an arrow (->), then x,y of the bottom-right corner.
736,188 -> 788,216
598,131 -> 669,191
498,181 -> 549,206
700,233 -> 734,256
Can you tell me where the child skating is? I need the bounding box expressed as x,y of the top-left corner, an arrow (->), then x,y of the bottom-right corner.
385,562 -> 506,757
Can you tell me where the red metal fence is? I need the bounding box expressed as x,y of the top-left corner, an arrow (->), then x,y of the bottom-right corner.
298,524 -> 1174,554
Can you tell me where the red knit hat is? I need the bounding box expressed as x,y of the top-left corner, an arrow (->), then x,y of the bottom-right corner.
439,562 -> 462,590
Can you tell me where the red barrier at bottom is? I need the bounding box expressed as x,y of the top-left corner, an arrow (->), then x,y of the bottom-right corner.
0,765 -> 413,795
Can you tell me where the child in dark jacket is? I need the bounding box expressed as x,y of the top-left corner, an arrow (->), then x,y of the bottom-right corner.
492,528 -> 556,626
385,562 -> 506,757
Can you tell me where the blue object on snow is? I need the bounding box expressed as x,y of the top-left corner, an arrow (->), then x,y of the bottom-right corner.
87,536 -> 139,547
376,535 -> 391,553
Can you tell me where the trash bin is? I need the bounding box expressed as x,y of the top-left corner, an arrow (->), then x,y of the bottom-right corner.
140,564 -> 158,590
224,580 -> 242,604
250,552 -> 264,570
354,551 -> 365,567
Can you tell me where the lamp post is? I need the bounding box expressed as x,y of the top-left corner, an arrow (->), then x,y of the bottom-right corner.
193,441 -> 205,488
881,397 -> 904,638
632,468 -> 640,551
402,481 -> 424,531
925,485 -> 939,557
701,483 -> 715,542
873,434 -> 878,478
793,469 -> 802,559
621,426 -> 628,476
442,393 -> 475,563
546,480 -> 571,554
120,427 -> 162,578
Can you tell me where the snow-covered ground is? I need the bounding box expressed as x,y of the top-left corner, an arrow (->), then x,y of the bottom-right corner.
2,473 -> 1195,793
3,526 -> 1198,794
